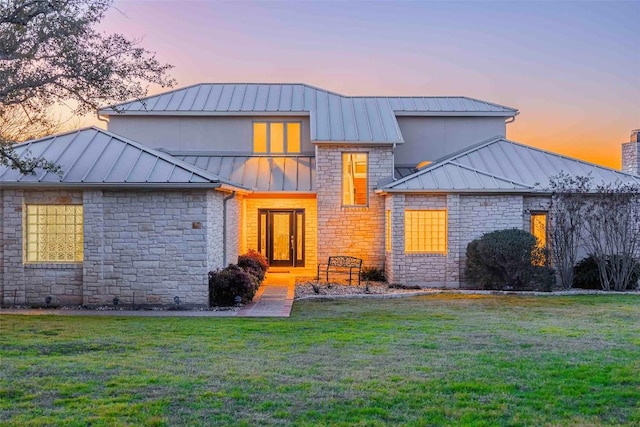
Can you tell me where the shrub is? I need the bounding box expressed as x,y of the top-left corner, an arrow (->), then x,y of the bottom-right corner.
573,255 -> 640,290
209,264 -> 258,306
572,256 -> 601,289
465,228 -> 556,291
238,249 -> 269,282
360,267 -> 385,282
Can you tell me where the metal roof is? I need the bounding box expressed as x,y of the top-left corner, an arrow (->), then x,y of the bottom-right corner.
99,83 -> 518,144
173,153 -> 316,193
382,137 -> 640,193
0,127 -> 244,188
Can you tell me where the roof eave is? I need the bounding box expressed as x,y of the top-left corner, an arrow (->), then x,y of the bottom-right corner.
393,111 -> 518,118
376,188 -> 543,195
99,110 -> 311,117
0,182 -> 226,189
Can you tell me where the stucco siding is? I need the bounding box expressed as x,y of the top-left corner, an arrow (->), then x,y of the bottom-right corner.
108,116 -> 313,153
394,117 -> 506,166
316,145 -> 394,269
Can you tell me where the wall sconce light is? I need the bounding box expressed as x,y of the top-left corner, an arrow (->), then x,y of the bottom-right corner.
174,296 -> 181,307
44,296 -> 52,307
113,297 -> 120,307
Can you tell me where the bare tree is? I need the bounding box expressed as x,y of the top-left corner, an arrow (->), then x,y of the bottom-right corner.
581,182 -> 640,291
548,173 -> 592,289
0,0 -> 175,173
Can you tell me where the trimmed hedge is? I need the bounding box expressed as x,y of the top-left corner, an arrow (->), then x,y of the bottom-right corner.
466,228 -> 556,291
573,255 -> 640,290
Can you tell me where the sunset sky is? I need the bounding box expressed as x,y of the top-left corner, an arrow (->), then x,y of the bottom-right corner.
94,0 -> 640,169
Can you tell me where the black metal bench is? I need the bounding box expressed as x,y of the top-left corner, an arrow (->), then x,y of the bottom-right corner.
317,256 -> 363,285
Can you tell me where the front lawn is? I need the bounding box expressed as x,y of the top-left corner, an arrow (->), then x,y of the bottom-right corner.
1,295 -> 639,426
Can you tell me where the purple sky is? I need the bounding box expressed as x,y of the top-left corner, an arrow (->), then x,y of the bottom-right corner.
96,0 -> 640,168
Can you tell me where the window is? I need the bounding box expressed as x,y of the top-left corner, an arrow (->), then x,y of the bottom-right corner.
531,212 -> 548,248
385,210 -> 391,252
405,210 -> 447,253
26,205 -> 83,262
253,122 -> 301,153
342,153 -> 368,206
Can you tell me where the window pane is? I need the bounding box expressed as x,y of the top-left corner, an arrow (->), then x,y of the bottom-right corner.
26,204 -> 83,262
253,122 -> 267,153
287,123 -> 301,153
342,153 -> 368,206
404,210 -> 447,253
270,123 -> 284,153
531,213 -> 547,248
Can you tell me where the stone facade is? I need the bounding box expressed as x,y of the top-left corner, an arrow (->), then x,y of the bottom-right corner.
622,140 -> 639,176
0,188 -> 228,307
385,193 -> 528,287
316,144 -> 394,269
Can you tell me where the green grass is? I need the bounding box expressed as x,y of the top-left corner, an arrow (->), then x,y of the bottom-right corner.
1,294 -> 639,426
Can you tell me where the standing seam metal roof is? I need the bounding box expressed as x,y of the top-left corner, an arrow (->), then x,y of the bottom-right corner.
382,137 -> 640,192
99,83 -> 518,144
173,153 -> 316,192
0,127 -> 244,188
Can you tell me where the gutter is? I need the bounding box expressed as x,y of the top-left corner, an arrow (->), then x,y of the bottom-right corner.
222,191 -> 237,266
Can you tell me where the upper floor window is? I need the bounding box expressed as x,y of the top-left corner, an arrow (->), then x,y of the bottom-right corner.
25,204 -> 83,263
253,122 -> 301,153
342,152 -> 368,206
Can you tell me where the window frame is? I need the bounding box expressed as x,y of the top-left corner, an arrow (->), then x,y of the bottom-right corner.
404,209 -> 447,254
252,121 -> 302,154
25,204 -> 84,263
530,211 -> 549,249
342,152 -> 369,207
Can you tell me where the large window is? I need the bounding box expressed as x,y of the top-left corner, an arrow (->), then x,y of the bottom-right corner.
531,212 -> 548,248
404,210 -> 447,253
26,205 -> 83,262
342,152 -> 368,206
253,122 -> 301,153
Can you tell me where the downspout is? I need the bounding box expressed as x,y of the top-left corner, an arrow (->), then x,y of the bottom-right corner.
222,191 -> 237,266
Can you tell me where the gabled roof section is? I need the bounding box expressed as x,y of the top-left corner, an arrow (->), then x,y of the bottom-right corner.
99,83 -> 518,144
383,161 -> 533,192
381,137 -> 640,193
172,152 -> 316,193
0,127 -> 245,189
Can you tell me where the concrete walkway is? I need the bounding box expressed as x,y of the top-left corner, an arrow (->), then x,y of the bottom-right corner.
236,282 -> 295,318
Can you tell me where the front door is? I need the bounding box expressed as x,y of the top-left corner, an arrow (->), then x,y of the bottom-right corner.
259,209 -> 305,267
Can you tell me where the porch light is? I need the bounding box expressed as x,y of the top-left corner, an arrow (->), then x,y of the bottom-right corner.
44,296 -> 52,306
113,297 -> 119,307
174,296 -> 181,307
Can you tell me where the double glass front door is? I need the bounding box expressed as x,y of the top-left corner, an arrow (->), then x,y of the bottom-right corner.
259,209 -> 305,267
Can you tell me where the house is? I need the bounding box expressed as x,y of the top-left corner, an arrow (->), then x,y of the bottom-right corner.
1,83 -> 638,307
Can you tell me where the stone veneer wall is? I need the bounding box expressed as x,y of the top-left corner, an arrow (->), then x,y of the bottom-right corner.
244,195 -> 317,269
1,188 -> 226,307
316,145 -> 394,268
457,195 -> 523,287
622,141 -> 639,176
385,193 -> 525,287
223,194 -> 243,265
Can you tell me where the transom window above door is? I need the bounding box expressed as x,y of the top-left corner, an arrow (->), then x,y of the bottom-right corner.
253,122 -> 301,153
